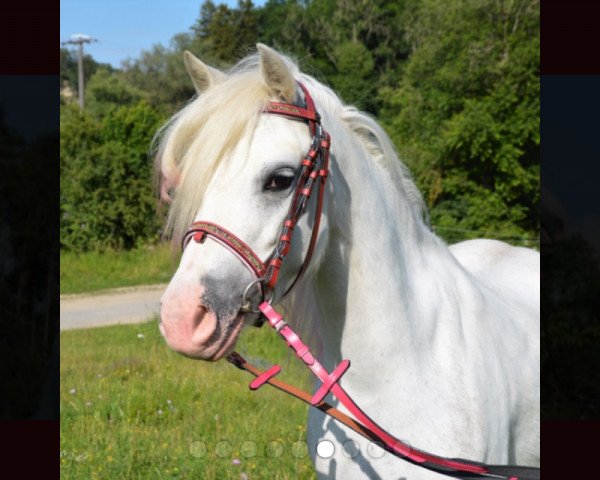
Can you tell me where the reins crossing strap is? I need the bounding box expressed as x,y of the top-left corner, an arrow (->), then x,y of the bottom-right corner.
227,303 -> 541,480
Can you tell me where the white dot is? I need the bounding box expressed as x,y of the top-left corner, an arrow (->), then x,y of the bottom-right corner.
342,440 -> 360,458
266,440 -> 284,458
215,440 -> 232,458
189,440 -> 206,458
317,440 -> 335,458
367,441 -> 386,459
240,440 -> 257,458
292,441 -> 308,458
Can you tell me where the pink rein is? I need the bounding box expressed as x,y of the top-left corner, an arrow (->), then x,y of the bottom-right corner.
256,302 -> 489,475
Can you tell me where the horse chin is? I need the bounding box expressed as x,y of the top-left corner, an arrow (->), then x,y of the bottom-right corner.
206,313 -> 245,361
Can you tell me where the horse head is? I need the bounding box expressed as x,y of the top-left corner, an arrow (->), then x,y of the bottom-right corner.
157,45 -> 331,360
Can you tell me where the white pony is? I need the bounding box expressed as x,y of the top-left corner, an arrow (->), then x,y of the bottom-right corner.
156,44 -> 539,479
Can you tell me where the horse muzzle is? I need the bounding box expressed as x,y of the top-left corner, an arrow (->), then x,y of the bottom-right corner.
159,279 -> 246,360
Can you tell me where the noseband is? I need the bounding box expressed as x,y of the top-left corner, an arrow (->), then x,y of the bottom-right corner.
182,82 -> 330,313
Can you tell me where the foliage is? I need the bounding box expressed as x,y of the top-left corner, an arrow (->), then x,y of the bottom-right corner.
60,102 -> 164,251
302,0 -> 412,111
380,0 -> 539,243
120,35 -> 198,115
192,0 -> 258,64
59,0 -> 540,252
0,107 -> 24,153
86,68 -> 146,118
61,319 -> 314,479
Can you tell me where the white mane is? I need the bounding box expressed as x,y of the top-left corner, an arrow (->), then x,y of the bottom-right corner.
154,52 -> 428,245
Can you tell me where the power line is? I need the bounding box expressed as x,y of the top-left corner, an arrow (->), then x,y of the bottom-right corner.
61,34 -> 98,110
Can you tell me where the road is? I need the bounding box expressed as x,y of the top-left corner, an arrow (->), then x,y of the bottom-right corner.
60,284 -> 167,330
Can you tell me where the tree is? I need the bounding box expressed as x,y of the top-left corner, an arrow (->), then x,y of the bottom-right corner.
60,47 -> 114,101
59,0 -> 540,250
192,0 -> 259,64
542,234 -> 600,418
380,0 -> 540,244
61,102 -> 163,250
121,35 -> 198,115
86,68 -> 145,117
298,0 -> 412,112
0,106 -> 24,155
1,108 -> 58,418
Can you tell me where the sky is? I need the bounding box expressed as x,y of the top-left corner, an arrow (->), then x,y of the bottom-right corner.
60,0 -> 265,68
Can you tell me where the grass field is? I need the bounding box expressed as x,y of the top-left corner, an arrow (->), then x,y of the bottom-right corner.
60,244 -> 178,294
61,319 -> 316,479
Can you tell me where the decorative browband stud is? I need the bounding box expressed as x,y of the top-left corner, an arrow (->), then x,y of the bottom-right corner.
310,360 -> 350,405
249,364 -> 282,390
193,232 -> 207,243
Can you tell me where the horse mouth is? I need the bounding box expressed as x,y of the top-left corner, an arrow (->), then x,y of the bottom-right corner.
208,313 -> 245,360
159,306 -> 245,361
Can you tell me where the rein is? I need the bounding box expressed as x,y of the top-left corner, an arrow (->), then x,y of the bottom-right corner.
181,82 -> 540,480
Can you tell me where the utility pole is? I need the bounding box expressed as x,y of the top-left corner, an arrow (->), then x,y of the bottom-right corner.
61,34 -> 97,110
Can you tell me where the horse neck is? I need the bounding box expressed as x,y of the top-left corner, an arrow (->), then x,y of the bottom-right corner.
305,132 -> 476,383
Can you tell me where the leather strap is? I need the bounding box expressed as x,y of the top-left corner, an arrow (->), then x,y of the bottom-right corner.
226,351 -> 385,445
281,131 -> 330,297
264,102 -> 318,122
226,351 -> 540,479
256,302 -> 490,475
183,221 -> 267,278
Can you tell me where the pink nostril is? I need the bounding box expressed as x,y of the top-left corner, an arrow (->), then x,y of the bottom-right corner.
190,306 -> 215,345
160,294 -> 218,357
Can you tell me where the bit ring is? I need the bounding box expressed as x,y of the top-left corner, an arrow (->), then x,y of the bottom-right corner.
240,277 -> 273,314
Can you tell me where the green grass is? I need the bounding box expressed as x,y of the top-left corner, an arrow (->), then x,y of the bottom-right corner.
61,319 -> 316,479
60,244 -> 178,294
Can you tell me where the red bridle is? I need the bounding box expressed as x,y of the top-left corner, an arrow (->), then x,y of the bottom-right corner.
182,82 -> 330,307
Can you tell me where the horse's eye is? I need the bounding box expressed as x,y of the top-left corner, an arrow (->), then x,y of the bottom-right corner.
264,172 -> 295,192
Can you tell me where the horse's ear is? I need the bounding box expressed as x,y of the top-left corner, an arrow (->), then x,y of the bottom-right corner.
257,43 -> 296,103
183,50 -> 226,94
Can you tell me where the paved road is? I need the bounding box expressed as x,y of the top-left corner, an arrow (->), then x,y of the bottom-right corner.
60,284 -> 168,330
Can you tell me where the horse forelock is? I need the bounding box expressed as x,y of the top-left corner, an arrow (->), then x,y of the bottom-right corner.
154,74 -> 265,244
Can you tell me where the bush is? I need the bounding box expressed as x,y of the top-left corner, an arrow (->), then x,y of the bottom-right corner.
380,0 -> 539,244
61,102 -> 164,251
